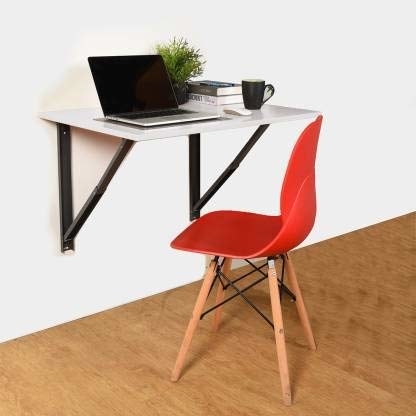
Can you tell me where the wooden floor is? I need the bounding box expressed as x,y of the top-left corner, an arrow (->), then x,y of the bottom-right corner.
1,213 -> 415,415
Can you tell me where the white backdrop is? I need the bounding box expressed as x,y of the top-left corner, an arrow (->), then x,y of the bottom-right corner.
0,1 -> 414,343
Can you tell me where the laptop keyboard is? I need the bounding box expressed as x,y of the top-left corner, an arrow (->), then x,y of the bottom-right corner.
118,109 -> 194,119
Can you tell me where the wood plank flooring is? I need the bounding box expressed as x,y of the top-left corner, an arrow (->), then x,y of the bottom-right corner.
0,213 -> 415,415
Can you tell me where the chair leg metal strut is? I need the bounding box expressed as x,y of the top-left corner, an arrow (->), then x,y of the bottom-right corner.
199,256 -> 296,326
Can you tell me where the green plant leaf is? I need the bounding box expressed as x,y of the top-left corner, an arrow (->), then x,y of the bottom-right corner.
155,37 -> 205,85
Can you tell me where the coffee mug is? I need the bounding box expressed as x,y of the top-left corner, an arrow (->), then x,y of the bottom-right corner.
242,79 -> 275,110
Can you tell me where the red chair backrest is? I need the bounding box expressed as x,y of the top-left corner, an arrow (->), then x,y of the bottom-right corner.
259,115 -> 323,256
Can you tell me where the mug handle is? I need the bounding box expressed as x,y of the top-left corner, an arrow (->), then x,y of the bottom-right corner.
263,84 -> 275,104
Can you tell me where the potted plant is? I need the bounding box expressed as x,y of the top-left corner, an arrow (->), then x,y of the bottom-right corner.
155,37 -> 205,104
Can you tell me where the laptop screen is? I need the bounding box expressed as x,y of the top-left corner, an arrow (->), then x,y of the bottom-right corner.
88,55 -> 178,116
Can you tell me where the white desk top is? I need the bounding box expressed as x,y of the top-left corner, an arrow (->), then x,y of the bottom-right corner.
39,103 -> 320,142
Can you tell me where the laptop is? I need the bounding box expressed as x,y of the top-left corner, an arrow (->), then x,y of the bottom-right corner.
88,55 -> 220,127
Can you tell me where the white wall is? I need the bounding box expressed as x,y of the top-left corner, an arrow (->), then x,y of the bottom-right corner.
0,1 -> 414,343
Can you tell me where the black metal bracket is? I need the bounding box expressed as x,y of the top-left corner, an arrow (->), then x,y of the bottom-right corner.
57,123 -> 135,252
189,124 -> 270,220
56,122 -> 270,251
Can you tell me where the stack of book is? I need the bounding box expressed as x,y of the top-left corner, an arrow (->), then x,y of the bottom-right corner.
187,80 -> 243,105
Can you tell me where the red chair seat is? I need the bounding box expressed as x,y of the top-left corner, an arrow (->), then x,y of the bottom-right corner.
171,210 -> 283,259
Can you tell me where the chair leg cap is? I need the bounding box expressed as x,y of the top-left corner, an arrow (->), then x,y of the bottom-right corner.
283,395 -> 292,406
171,372 -> 180,382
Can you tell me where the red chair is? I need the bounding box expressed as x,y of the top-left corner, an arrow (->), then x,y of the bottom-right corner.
170,115 -> 323,405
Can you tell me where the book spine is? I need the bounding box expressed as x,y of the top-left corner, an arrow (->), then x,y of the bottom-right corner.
188,93 -> 218,105
216,86 -> 242,96
188,93 -> 243,105
187,84 -> 242,96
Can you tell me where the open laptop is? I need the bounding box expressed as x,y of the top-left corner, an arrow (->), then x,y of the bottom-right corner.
88,55 -> 220,127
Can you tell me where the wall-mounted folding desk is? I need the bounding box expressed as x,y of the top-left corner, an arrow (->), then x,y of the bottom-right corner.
39,104 -> 320,253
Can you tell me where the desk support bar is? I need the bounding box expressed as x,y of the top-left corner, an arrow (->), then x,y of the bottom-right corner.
57,124 -> 74,252
189,134 -> 201,220
189,124 -> 270,220
57,123 -> 135,252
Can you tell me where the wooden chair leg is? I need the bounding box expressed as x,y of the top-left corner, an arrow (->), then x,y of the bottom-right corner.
212,258 -> 232,331
171,259 -> 218,382
268,259 -> 292,406
285,253 -> 317,351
